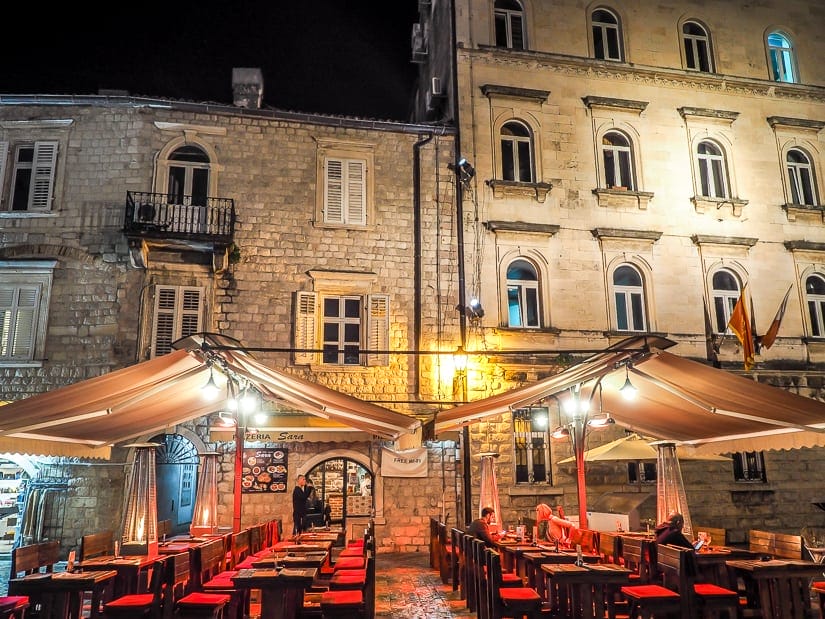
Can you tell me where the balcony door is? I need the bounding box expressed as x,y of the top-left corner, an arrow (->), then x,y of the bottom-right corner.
166,145 -> 210,234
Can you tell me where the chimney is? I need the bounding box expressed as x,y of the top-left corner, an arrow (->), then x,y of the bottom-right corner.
232,67 -> 264,109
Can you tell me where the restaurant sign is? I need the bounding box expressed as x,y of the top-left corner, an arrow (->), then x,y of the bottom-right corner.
381,447 -> 427,477
242,447 -> 288,493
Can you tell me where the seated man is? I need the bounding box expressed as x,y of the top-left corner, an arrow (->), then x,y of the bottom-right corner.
468,506 -> 500,548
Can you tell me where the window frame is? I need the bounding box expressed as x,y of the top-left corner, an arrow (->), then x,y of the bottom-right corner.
150,285 -> 205,358
805,274 -> 825,339
786,147 -> 818,206
611,263 -> 647,332
766,30 -> 798,84
506,258 -> 541,328
513,407 -> 552,484
294,290 -> 389,367
681,20 -> 714,72
696,140 -> 730,199
600,130 -> 635,190
733,451 -> 767,483
315,141 -> 375,229
500,120 -> 535,183
323,157 -> 367,226
1,140 -> 59,213
494,0 -> 526,49
710,268 -> 741,335
591,7 -> 623,61
0,260 -> 57,365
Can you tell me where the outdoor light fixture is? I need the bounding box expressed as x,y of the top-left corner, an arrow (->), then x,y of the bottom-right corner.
190,452 -> 219,537
201,366 -> 220,400
551,426 -> 570,439
620,365 -> 638,401
217,412 -> 236,428
121,443 -> 160,556
240,385 -> 258,414
466,297 -> 484,319
588,413 -> 615,427
453,345 -> 468,372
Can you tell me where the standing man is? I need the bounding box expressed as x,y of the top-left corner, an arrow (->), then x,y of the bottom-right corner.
292,474 -> 312,536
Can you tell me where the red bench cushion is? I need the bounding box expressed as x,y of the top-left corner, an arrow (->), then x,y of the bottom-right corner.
499,587 -> 541,602
321,589 -> 364,608
621,585 -> 680,599
105,594 -> 154,608
177,592 -> 231,606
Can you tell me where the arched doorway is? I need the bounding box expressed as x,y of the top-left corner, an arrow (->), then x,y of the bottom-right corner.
149,433 -> 199,535
306,458 -> 373,527
0,456 -> 33,551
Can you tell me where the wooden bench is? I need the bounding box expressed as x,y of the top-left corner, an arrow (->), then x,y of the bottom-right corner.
11,540 -> 60,577
749,529 -> 803,560
598,531 -> 620,564
79,531 -> 114,561
657,543 -> 738,619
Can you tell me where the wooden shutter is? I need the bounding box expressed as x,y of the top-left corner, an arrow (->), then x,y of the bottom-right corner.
0,142 -> 8,203
151,285 -> 203,357
294,291 -> 318,364
366,294 -> 389,366
346,160 -> 366,225
324,159 -> 344,223
28,141 -> 58,211
0,284 -> 40,360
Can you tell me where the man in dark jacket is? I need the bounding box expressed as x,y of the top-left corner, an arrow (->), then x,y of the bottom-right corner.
292,474 -> 312,535
655,511 -> 694,549
468,506 -> 500,548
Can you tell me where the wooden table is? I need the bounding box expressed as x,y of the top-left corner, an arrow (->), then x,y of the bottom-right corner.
522,550 -> 600,600
8,570 -> 117,619
693,546 -> 761,589
77,554 -> 159,598
726,558 -> 825,619
497,543 -> 537,575
541,563 -> 631,619
296,531 -> 343,545
251,551 -> 328,569
231,567 -> 317,619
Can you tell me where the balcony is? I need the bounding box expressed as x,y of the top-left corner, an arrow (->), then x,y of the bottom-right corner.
124,191 -> 235,247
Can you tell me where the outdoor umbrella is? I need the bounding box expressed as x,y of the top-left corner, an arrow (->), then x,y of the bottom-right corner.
556,433 -> 729,464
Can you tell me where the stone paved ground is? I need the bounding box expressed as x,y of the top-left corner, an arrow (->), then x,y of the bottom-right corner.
374,552 -> 473,619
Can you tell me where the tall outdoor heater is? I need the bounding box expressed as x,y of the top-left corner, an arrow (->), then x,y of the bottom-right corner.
190,451 -> 219,536
121,443 -> 160,556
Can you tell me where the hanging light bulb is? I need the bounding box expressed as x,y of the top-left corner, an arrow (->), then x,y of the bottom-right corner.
620,365 -> 638,401
201,366 -> 220,400
240,385 -> 258,414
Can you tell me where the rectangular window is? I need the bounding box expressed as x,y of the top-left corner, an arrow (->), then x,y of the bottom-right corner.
324,158 -> 366,225
4,141 -> 58,212
733,451 -> 767,482
151,285 -> 204,357
323,296 -> 362,365
0,260 -> 56,363
627,461 -> 657,484
513,407 -> 551,484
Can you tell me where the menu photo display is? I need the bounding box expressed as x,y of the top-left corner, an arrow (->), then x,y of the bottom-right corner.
241,447 -> 288,493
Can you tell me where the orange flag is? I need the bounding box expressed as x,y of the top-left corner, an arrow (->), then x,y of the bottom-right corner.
760,286 -> 792,350
727,285 -> 755,371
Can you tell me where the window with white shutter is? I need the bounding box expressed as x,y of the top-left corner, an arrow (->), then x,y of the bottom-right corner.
0,142 -> 8,203
323,157 -> 366,225
151,285 -> 204,357
366,294 -> 389,366
0,260 -> 56,364
294,291 -> 318,365
6,141 -> 58,212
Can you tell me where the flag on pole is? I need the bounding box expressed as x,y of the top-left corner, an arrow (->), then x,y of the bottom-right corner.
760,285 -> 792,350
727,285 -> 755,371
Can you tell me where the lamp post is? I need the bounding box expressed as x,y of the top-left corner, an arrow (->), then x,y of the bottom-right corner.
191,451 -> 219,537
121,443 -> 160,556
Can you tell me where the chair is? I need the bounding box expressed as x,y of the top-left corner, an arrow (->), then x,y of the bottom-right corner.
450,527 -> 463,593
163,551 -> 193,619
79,531 -> 114,561
485,549 -> 542,619
599,531 -> 620,564
657,543 -> 738,619
463,534 -> 477,613
0,597 -> 29,619
176,539 -> 237,619
437,522 -> 452,585
102,558 -> 165,618
620,536 -> 656,583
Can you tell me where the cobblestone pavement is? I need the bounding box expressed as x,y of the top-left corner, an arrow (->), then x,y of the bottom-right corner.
374,552 -> 473,619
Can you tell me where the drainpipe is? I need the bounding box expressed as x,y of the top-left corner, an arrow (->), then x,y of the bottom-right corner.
449,0 -> 473,527
413,132 -> 434,397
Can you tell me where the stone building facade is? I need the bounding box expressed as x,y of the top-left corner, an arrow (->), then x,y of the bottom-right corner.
0,92 -> 460,554
412,0 -> 825,541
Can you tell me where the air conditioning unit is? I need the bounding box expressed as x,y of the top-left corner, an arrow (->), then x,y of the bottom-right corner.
411,23 -> 427,62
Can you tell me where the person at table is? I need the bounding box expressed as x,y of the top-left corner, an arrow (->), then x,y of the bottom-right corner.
292,474 -> 313,535
654,511 -> 694,549
535,503 -> 577,547
468,506 -> 500,548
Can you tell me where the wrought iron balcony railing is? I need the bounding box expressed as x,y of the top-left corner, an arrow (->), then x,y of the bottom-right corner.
124,191 -> 235,245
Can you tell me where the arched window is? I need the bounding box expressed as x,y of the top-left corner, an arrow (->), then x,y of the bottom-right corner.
506,259 -> 540,328
494,0 -> 526,49
612,264 -> 646,332
682,21 -> 713,72
696,140 -> 730,198
806,274 -> 825,338
767,31 -> 797,83
167,145 -> 210,207
602,130 -> 635,190
306,457 -> 374,523
592,8 -> 622,61
787,148 -> 818,206
711,269 -> 741,334
500,121 -> 534,182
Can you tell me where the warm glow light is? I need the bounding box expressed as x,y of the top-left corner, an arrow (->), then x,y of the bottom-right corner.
551,426 -> 570,439
136,516 -> 145,542
453,345 -> 468,372
240,388 -> 257,413
254,412 -> 267,425
620,375 -> 638,401
202,368 -> 220,400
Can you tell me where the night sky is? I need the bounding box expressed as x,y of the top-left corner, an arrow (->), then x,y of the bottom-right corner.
1,1 -> 420,121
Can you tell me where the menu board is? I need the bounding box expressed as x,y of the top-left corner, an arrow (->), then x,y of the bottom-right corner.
242,447 -> 288,493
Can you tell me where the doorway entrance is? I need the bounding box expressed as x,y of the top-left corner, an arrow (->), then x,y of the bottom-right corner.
150,434 -> 199,536
306,458 -> 373,527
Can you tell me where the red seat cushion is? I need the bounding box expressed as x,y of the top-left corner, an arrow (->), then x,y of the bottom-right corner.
177,592 -> 231,606
338,548 -> 363,557
203,577 -> 236,589
105,594 -> 155,608
501,572 -> 522,586
499,587 -> 541,602
0,598 -> 28,611
333,557 -> 365,571
621,585 -> 680,599
321,590 -> 364,608
329,571 -> 367,588
694,583 -> 737,597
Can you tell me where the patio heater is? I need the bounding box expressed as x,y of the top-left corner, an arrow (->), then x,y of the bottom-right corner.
190,451 -> 220,537
654,441 -> 693,539
121,443 -> 160,556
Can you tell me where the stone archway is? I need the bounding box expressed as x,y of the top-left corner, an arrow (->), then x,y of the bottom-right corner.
149,433 -> 200,535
